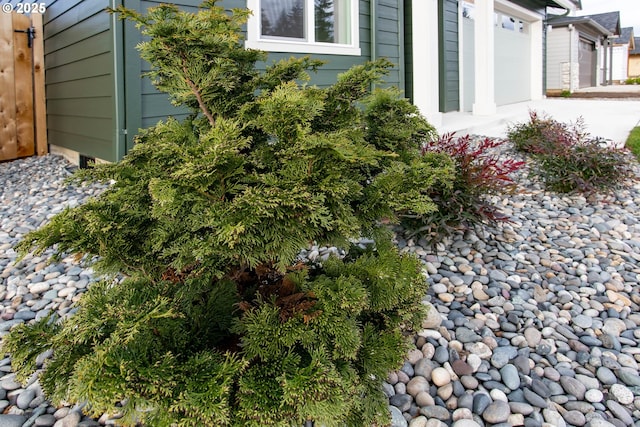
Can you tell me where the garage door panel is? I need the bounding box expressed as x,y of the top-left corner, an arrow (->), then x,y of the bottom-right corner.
463,18 -> 474,112
579,39 -> 595,88
495,26 -> 531,105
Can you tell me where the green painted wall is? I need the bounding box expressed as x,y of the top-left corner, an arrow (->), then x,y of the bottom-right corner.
40,0 -> 118,161
438,0 -> 459,112
403,0 -> 413,102
124,0 -> 201,150
128,0 -> 405,158
377,0 -> 403,88
39,0 -> 404,161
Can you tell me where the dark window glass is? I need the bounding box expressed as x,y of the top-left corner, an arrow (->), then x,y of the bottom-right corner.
261,0 -> 305,39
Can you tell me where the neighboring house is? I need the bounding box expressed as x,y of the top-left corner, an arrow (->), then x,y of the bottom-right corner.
406,0 -> 579,128
545,13 -> 614,92
588,11 -> 621,85
630,37 -> 640,77
8,0 -> 580,163
611,27 -> 635,82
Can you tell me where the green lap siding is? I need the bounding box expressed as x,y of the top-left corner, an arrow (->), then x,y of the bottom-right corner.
403,0 -> 413,102
33,0 -> 404,162
438,0 -> 459,113
128,0 -> 405,158
377,0 -> 404,89
40,0 -> 118,161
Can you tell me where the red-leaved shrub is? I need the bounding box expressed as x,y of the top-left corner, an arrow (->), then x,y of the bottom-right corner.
402,133 -> 524,238
508,111 -> 633,193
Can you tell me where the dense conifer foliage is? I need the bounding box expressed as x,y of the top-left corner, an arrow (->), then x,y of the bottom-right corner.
3,2 -> 453,425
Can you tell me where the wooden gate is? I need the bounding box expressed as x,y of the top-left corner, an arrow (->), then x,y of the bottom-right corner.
0,12 -> 47,162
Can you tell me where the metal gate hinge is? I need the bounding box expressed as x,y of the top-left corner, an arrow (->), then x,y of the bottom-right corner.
14,27 -> 36,48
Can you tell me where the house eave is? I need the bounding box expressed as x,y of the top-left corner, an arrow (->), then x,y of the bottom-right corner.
547,16 -> 613,37
546,0 -> 578,12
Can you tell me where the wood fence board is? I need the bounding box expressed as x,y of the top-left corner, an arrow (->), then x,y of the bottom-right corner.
0,12 -> 46,161
32,13 -> 48,156
13,13 -> 35,158
0,13 -> 17,162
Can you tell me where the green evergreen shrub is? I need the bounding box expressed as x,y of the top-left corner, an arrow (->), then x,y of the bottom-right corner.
507,111 -> 633,193
5,241 -> 427,426
3,2 -> 453,426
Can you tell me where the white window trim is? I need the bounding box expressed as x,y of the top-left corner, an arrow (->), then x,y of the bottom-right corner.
245,0 -> 361,56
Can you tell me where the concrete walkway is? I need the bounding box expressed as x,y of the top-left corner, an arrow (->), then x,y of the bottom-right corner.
439,95 -> 640,147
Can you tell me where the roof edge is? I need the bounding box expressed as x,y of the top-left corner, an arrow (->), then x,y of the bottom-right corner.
547,16 -> 613,36
547,0 -> 578,11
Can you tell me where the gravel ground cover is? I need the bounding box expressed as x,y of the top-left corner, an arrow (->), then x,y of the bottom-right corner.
1,151 -> 640,427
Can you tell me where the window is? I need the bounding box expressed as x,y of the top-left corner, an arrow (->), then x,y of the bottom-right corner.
501,15 -> 515,31
496,11 -> 528,33
246,0 -> 361,56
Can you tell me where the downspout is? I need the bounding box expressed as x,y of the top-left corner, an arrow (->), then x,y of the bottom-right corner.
458,0 -> 464,109
370,0 -> 377,91
543,14 -> 548,94
111,0 -> 126,161
397,0 -> 405,92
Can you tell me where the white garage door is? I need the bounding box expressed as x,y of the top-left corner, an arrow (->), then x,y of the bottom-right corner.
494,12 -> 531,106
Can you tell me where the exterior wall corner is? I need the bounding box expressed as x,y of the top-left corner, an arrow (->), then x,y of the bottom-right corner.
410,0 -> 441,125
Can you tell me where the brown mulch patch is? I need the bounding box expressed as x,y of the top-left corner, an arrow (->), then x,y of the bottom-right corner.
546,91 -> 640,99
